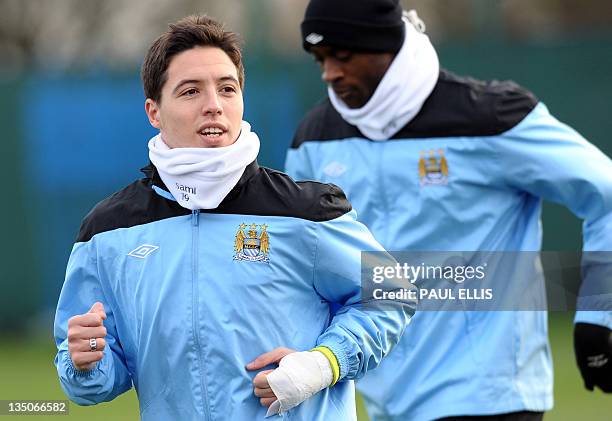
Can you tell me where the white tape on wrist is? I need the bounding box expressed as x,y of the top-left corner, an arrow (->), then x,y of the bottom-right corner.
265,351 -> 333,417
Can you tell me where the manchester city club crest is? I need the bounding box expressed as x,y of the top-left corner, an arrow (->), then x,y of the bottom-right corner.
234,223 -> 270,263
419,149 -> 449,186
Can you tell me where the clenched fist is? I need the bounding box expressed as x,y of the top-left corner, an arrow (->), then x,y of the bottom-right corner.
68,302 -> 107,371
246,347 -> 296,408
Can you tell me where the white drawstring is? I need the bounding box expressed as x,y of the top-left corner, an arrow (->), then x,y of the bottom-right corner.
404,9 -> 426,33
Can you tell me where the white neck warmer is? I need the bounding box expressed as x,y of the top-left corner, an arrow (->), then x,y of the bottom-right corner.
328,17 -> 440,141
148,121 -> 260,210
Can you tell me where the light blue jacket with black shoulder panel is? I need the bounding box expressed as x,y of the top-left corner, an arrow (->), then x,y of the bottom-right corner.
54,161 -> 415,420
286,70 -> 612,421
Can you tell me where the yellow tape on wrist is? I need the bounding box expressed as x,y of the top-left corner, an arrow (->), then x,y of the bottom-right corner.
310,346 -> 340,386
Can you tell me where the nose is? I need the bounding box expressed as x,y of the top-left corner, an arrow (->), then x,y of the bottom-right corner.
321,58 -> 343,84
202,91 -> 222,116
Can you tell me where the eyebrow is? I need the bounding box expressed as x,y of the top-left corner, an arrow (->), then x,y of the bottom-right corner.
218,75 -> 240,85
172,75 -> 240,96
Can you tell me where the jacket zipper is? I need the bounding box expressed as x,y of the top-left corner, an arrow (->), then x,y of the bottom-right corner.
191,210 -> 212,420
378,142 -> 391,247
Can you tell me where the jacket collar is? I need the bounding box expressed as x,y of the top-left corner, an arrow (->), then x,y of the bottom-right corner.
140,160 -> 260,202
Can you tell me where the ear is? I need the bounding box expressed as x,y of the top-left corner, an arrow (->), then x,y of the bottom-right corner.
145,98 -> 161,129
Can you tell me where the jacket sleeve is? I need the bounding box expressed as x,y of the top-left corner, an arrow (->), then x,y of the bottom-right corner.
496,102 -> 612,328
311,211 -> 416,381
285,143 -> 316,182
54,240 -> 133,405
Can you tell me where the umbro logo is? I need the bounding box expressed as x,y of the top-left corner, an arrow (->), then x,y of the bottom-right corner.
305,32 -> 324,45
587,354 -> 609,368
128,244 -> 159,259
323,161 -> 347,177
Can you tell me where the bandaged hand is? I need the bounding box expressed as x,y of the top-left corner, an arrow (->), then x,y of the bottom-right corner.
247,347 -> 334,416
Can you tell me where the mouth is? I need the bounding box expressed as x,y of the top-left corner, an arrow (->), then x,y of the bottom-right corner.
198,123 -> 228,139
332,86 -> 354,101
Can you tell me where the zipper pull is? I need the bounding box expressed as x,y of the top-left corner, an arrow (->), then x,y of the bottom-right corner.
191,209 -> 200,226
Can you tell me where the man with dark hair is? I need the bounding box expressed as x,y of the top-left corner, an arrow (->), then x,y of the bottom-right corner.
54,15 -> 414,420
286,1 -> 612,420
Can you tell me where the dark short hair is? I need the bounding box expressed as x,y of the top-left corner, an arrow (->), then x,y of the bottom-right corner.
141,15 -> 244,103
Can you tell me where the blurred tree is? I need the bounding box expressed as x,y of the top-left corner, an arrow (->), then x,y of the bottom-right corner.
2,0 -> 612,73
502,0 -> 612,39
0,0 -> 248,72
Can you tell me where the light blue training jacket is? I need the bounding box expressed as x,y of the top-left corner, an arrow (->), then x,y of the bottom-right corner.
54,161 -> 415,420
285,70 -> 612,420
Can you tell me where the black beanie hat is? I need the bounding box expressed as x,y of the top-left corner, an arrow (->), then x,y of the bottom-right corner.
301,0 -> 405,53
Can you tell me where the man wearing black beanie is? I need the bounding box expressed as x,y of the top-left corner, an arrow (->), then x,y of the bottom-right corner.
301,0 -> 405,55
286,0 -> 612,420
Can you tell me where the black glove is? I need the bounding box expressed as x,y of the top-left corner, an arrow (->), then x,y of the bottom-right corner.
574,322 -> 612,392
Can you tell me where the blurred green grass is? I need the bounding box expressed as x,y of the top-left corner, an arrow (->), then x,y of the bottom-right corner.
1,313 -> 610,420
